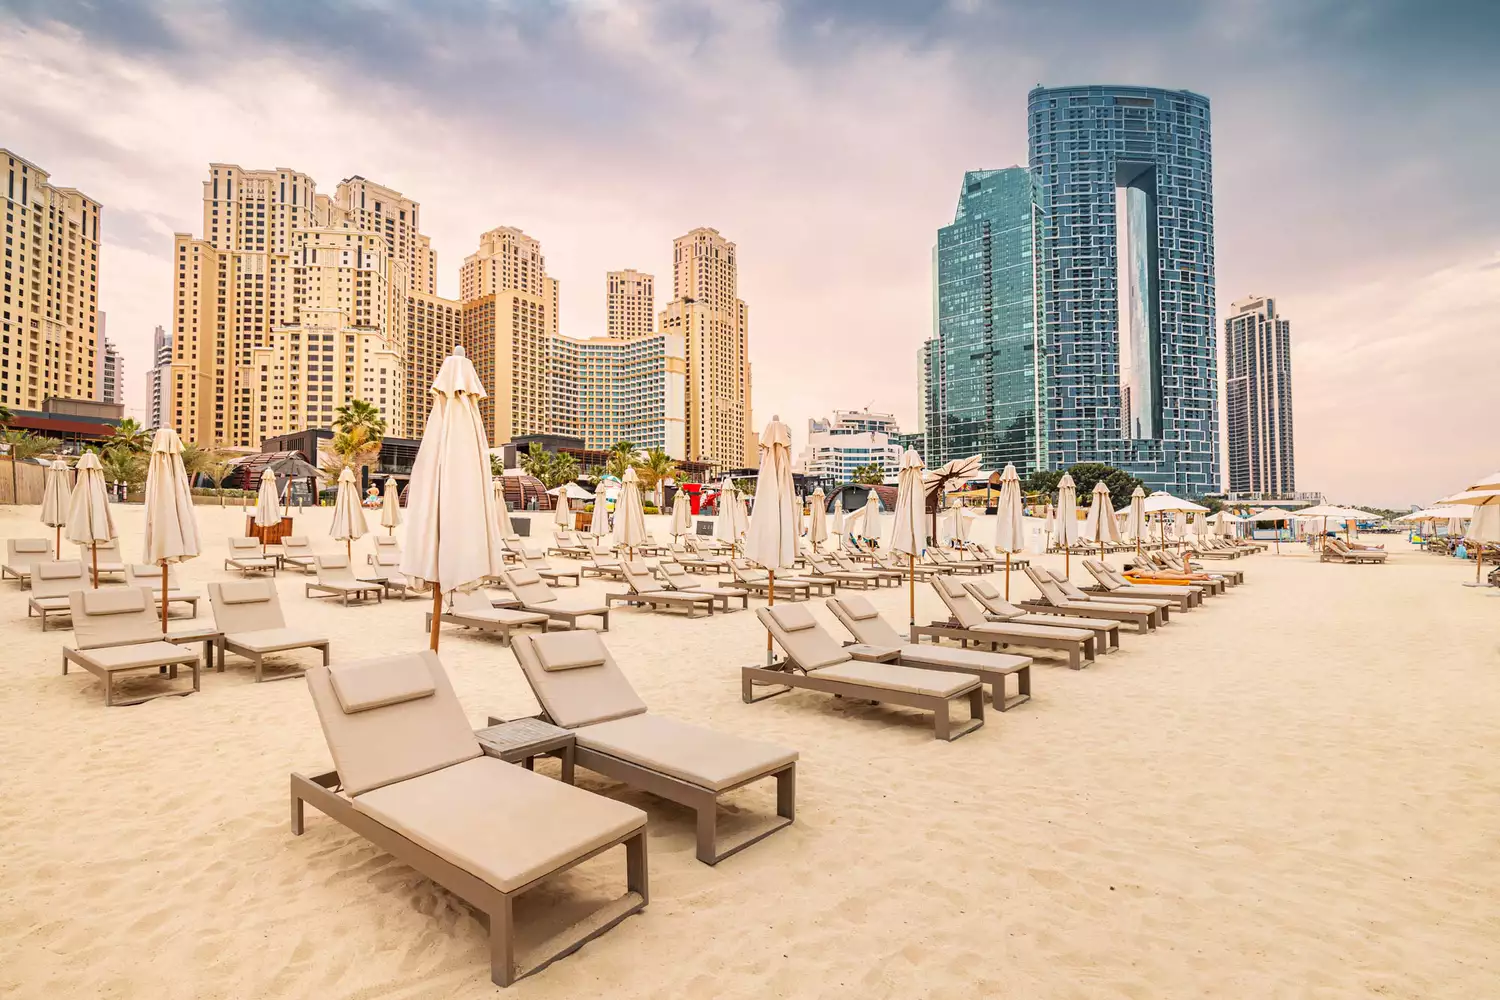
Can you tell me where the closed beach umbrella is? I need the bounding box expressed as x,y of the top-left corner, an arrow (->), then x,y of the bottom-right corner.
1194,511 -> 1209,544
554,489 -> 574,530
808,486 -> 829,552
589,487 -> 611,539
1044,503 -> 1055,547
492,479 -> 516,538
944,498 -> 971,545
1126,486 -> 1146,554
329,467 -> 367,561
66,451 -> 115,587
860,491 -> 881,544
400,345 -> 508,650
1081,480 -> 1120,558
715,478 -> 745,550
142,427 -> 201,632
41,459 -> 70,554
612,466 -> 648,556
670,489 -> 691,540
830,493 -> 845,541
380,476 -> 402,535
994,463 -> 1024,598
745,417 -> 798,660
889,449 -> 927,637
1056,473 -> 1079,576
1172,511 -> 1188,546
254,468 -> 281,554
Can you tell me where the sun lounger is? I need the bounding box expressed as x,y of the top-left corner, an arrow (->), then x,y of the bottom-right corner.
1081,559 -> 1201,611
581,551 -> 626,580
426,589 -> 552,644
75,538 -> 126,579
968,542 -> 1028,569
826,595 -> 1032,710
653,563 -> 749,611
1159,552 -> 1237,588
224,536 -> 277,576
920,577 -> 1097,670
360,550 -> 428,599
606,560 -> 716,617
512,630 -> 797,863
754,603 -> 984,740
962,579 -> 1122,653
499,568 -> 610,631
366,534 -> 400,564
547,531 -> 591,560
291,650 -> 648,986
928,548 -> 987,574
502,535 -> 550,561
842,552 -> 911,584
723,559 -> 813,600
507,550 -> 581,587
1324,538 -> 1387,564
278,535 -> 318,574
3,537 -> 54,586
1019,566 -> 1163,632
805,554 -> 881,589
208,580 -> 330,682
1131,551 -> 1228,592
306,554 -> 385,605
29,559 -> 116,630
124,563 -> 201,617
62,587 -> 201,706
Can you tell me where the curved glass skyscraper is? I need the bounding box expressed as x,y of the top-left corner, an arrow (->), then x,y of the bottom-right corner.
1027,85 -> 1219,494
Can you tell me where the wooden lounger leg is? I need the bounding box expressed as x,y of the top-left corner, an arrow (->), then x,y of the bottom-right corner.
489,896 -> 517,987
938,689 -> 984,741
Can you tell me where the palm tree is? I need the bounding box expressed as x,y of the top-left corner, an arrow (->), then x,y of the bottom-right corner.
0,405 -> 12,428
635,447 -> 678,505
546,452 -> 580,490
851,463 -> 884,486
519,442 -> 551,481
1,430 -> 55,503
604,440 -> 638,480
203,456 -> 237,505
334,399 -> 386,442
99,444 -> 146,495
179,442 -> 211,485
109,417 -> 150,454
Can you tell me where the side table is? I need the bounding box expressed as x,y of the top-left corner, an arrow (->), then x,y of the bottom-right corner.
167,628 -> 224,672
842,643 -> 901,663
477,717 -> 576,784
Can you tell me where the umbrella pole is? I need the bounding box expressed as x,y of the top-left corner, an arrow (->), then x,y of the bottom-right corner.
766,570 -> 775,664
346,538 -> 352,563
160,560 -> 170,633
908,553 -> 916,643
1004,552 -> 1011,601
1064,543 -> 1070,579
429,583 -> 443,652
55,524 -> 61,556
1477,546 -> 1484,586
91,542 -> 99,589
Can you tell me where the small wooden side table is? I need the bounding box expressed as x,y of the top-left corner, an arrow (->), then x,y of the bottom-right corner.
167,628 -> 225,672
843,643 -> 901,663
477,717 -> 576,784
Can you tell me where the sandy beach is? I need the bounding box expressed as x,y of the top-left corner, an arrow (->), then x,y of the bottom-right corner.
1,501 -> 1496,999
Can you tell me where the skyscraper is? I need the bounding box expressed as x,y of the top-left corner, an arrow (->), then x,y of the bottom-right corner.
658,227 -> 753,472
406,290 -> 461,437
1224,296 -> 1295,496
926,167 -> 1042,473
1,150 -> 103,410
1027,85 -> 1219,494
98,327 -> 122,405
460,226 -> 559,337
606,269 -> 654,339
146,325 -> 171,428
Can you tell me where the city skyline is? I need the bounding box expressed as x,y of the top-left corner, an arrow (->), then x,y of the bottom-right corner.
2,1 -> 1496,505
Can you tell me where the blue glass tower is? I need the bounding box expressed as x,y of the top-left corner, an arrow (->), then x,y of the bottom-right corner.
1027,85 -> 1219,494
926,167 -> 1043,474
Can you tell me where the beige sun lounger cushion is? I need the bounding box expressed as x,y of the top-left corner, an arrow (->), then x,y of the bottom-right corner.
209,580 -> 329,652
761,604 -> 975,697
502,568 -> 608,616
5,538 -> 54,579
829,595 -> 1033,674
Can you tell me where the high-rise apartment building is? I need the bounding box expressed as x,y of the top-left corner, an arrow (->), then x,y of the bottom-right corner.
1,150 -> 103,410
797,410 -> 905,483
146,324 -> 171,428
98,326 -> 122,405
461,289 -> 553,446
1224,295 -> 1295,496
551,332 -> 685,455
606,269 -> 654,339
406,290 -> 461,434
1028,85 -> 1219,494
658,227 -> 753,472
926,167 -> 1043,474
168,164 -> 423,446
460,227 -> 559,336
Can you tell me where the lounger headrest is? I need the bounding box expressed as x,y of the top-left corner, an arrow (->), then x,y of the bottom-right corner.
766,603 -> 817,632
374,535 -> 398,546
218,580 -> 273,604
318,554 -> 350,569
968,580 -> 999,599
659,562 -> 686,575
283,535 -> 308,546
534,630 -> 608,671
81,588 -> 147,616
935,576 -> 967,598
15,539 -> 50,553
837,596 -> 880,621
37,560 -> 83,580
506,568 -> 542,587
229,536 -> 258,549
329,654 -> 436,713
374,551 -> 399,566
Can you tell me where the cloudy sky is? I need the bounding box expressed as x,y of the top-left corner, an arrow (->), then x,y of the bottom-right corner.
3,0 -> 1496,506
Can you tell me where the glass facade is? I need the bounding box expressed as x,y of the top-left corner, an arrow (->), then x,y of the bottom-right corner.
1027,85 -> 1219,494
925,167 -> 1043,473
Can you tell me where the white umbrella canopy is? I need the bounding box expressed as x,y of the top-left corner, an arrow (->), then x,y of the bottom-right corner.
859,491 -> 881,543
1465,470 -> 1500,492
670,489 -> 691,539
1081,480 -> 1121,551
1465,503 -> 1500,587
588,491 -> 611,538
830,493 -> 845,539
1055,472 -> 1080,556
380,477 -> 403,534
942,498 -> 972,545
492,479 -> 516,537
1172,510 -> 1188,542
329,466 -> 368,558
1044,503 -> 1055,544
889,449 -> 927,635
66,450 -> 115,587
744,416 -> 798,572
994,463 -> 1024,554
612,466 -> 649,554
1193,511 -> 1210,542
1126,486 -> 1147,547
714,478 -> 745,548
142,427 -> 201,631
400,345 -> 509,649
554,491 -> 574,530
808,487 -> 829,551
1141,491 -> 1208,514
254,468 -> 281,553
40,459 -> 70,552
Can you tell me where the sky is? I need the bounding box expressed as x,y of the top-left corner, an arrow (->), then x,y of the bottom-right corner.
1,0 -> 1496,508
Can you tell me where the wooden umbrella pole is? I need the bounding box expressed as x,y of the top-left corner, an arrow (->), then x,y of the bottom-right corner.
346,538 -> 352,562
1004,552 -> 1011,601
908,552 -> 915,642
766,569 -> 775,663
91,542 -> 99,588
55,525 -> 61,556
429,583 -> 443,651
1064,543 -> 1070,579
160,561 -> 171,632
1477,546 -> 1484,585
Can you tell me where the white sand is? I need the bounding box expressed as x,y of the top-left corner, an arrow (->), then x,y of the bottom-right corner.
1,501 -> 1496,998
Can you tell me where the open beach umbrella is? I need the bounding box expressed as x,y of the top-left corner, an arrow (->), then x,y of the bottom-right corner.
380,477 -> 402,536
745,417 -> 798,661
400,345 -> 508,650
1464,503 -> 1500,586
254,468 -> 281,554
994,463 -> 1024,599
923,454 -> 981,543
670,489 -> 691,541
329,467 -> 367,561
1126,486 -> 1146,555
142,428 -> 201,632
714,478 -> 743,551
40,459 -> 70,555
808,487 -> 829,552
1438,489 -> 1500,585
66,451 -> 115,587
889,449 -> 927,639
1292,502 -> 1350,554
1248,507 -> 1292,554
859,491 -> 881,545
1081,480 -> 1120,558
492,479 -> 516,538
612,466 -> 648,557
1056,473 -> 1079,577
